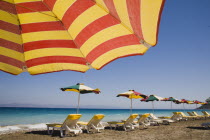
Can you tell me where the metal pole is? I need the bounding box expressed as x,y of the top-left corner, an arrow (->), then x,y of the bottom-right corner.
130,98 -> 133,114
171,102 -> 172,109
183,103 -> 185,112
152,101 -> 154,114
77,93 -> 81,114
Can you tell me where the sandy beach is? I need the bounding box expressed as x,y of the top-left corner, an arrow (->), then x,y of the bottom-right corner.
0,119 -> 210,140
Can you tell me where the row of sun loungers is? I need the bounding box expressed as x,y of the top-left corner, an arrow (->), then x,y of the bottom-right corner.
47,114 -> 105,137
175,111 -> 210,120
46,111 -> 210,137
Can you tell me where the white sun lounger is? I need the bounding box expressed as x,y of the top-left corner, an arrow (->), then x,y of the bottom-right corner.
78,114 -> 105,133
46,114 -> 82,137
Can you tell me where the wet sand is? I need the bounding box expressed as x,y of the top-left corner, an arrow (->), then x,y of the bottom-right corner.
0,119 -> 210,140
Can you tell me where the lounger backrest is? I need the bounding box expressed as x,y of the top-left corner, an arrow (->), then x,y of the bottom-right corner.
138,113 -> 150,123
62,114 -> 82,128
202,111 -> 207,115
124,114 -> 138,125
170,114 -> 178,120
205,111 -> 210,115
180,112 -> 187,117
172,112 -> 185,120
87,114 -> 105,127
192,111 -> 201,116
175,112 -> 185,117
187,112 -> 195,116
150,113 -> 159,119
202,111 -> 210,115
173,112 -> 179,115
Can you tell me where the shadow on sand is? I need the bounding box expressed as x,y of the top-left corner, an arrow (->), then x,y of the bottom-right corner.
187,126 -> 209,130
25,130 -> 60,137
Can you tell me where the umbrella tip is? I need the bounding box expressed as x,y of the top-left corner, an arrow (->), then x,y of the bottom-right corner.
77,83 -> 84,85
129,90 -> 135,91
60,88 -> 65,91
94,88 -> 101,94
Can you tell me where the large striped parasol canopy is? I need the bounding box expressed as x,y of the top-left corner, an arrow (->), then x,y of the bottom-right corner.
0,0 -> 165,75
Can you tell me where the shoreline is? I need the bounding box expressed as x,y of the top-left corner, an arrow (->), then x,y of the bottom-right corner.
0,123 -> 47,135
0,119 -> 210,140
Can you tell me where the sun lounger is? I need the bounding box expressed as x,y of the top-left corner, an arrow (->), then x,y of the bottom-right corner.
187,112 -> 195,116
46,114 -> 82,137
149,113 -> 163,124
187,112 -> 201,119
78,114 -> 105,133
174,112 -> 196,120
158,116 -> 171,119
180,112 -> 197,120
159,113 -> 182,121
133,113 -> 151,129
202,111 -> 210,118
191,111 -> 206,119
169,113 -> 182,121
108,114 -> 138,131
159,114 -> 181,122
149,113 -> 175,125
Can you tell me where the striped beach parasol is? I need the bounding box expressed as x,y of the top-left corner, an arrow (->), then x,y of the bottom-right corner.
0,0 -> 165,75
161,97 -> 179,109
161,97 -> 174,109
61,83 -> 100,114
180,99 -> 193,110
141,95 -> 164,113
117,90 -> 147,114
193,100 -> 202,109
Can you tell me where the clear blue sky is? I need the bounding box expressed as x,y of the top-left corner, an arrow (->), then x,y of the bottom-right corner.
1,0 -> 210,109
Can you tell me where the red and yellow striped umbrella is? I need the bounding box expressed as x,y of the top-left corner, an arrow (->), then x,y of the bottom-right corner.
0,0 -> 165,75
117,90 -> 147,114
161,97 -> 178,109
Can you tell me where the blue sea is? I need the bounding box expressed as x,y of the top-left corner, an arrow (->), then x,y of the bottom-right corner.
0,107 -> 209,134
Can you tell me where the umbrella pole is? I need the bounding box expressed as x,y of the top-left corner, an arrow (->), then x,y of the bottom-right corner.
77,93 -> 81,114
130,98 -> 133,114
171,102 -> 172,109
183,103 -> 185,112
152,101 -> 154,114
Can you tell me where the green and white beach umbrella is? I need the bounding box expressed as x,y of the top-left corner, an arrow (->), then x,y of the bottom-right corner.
145,95 -> 163,102
61,83 -> 100,113
141,95 -> 164,113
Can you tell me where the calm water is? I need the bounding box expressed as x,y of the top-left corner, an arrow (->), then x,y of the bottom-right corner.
0,107 -> 209,126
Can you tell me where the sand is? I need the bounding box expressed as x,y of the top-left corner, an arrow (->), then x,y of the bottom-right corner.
0,119 -> 210,140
